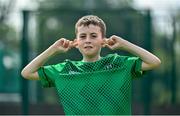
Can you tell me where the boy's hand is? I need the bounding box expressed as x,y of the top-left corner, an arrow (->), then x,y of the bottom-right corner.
50,38 -> 78,54
105,35 -> 127,50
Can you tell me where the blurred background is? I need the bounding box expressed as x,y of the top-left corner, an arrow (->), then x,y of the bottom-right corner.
0,0 -> 179,115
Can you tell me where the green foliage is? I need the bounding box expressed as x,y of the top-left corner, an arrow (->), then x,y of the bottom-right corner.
0,23 -> 18,49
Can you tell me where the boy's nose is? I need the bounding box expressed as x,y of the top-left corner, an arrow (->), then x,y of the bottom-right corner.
85,38 -> 91,43
85,41 -> 91,44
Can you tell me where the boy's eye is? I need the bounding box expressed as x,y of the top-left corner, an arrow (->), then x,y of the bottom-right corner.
91,35 -> 97,38
80,35 -> 86,39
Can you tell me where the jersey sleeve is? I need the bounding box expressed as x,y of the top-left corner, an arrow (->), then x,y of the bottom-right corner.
37,65 -> 56,88
126,57 -> 144,79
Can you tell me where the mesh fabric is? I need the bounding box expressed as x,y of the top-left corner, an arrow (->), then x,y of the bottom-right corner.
38,53 -> 143,115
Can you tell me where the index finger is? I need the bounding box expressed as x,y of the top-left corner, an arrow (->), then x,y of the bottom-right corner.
104,37 -> 109,44
69,39 -> 78,48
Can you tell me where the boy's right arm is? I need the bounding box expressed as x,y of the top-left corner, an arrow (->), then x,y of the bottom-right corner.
21,38 -> 76,80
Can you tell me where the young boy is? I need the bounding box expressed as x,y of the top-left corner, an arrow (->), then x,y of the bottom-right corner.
21,15 -> 161,115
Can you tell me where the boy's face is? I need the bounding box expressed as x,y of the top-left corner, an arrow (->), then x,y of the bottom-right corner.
76,24 -> 104,58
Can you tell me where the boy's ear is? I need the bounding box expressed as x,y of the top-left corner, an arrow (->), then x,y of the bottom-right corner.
73,39 -> 78,48
101,38 -> 107,47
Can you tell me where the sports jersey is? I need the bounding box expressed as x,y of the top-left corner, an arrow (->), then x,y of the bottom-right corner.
38,53 -> 143,115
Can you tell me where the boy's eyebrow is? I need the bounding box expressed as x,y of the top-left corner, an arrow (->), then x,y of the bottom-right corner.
79,32 -> 97,35
79,33 -> 86,35
91,33 -> 97,35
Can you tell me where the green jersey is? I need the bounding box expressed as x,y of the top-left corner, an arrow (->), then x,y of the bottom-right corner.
38,53 -> 143,115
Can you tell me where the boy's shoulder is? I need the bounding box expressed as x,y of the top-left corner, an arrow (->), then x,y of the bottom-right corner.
103,53 -> 132,62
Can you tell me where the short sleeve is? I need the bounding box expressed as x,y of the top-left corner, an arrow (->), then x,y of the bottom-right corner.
121,56 -> 144,79
38,65 -> 56,88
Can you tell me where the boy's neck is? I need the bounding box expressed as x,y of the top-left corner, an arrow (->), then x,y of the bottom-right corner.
82,55 -> 101,62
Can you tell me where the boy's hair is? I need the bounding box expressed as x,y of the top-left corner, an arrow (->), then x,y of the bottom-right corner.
75,15 -> 106,37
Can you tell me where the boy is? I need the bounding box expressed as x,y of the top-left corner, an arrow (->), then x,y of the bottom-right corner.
21,15 -> 161,115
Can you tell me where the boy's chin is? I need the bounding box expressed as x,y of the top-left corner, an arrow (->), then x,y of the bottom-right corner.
83,53 -> 94,57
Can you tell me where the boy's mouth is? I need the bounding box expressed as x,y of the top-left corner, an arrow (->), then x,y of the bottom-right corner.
84,46 -> 93,49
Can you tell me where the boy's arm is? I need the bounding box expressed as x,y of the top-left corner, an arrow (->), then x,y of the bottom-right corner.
21,38 -> 75,80
105,35 -> 161,71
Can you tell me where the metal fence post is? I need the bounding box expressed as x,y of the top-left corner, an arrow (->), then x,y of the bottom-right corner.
21,10 -> 29,115
171,16 -> 177,104
142,9 -> 153,115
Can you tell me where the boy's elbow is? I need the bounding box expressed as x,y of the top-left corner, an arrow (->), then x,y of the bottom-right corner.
21,69 -> 30,79
21,68 -> 39,80
155,58 -> 161,67
151,58 -> 161,69
142,58 -> 161,71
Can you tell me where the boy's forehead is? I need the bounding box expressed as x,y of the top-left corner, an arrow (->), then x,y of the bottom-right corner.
77,24 -> 101,34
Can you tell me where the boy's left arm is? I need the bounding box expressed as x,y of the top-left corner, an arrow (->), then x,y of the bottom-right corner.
105,35 -> 161,71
